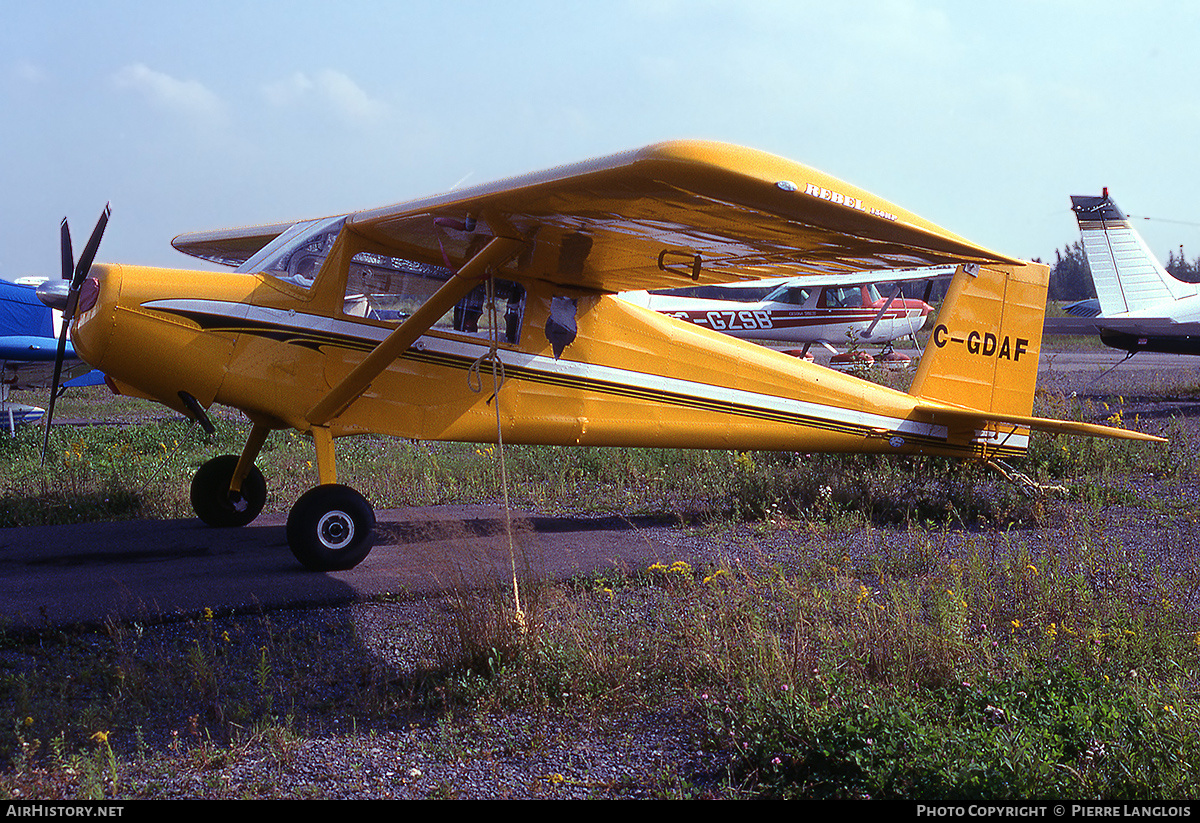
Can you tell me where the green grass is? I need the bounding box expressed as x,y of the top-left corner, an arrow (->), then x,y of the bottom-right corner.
0,386 -> 1196,798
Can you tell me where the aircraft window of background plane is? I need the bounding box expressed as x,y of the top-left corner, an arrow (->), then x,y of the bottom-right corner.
822,286 -> 870,309
763,284 -> 811,305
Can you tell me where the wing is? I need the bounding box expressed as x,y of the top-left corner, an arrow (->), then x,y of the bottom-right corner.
172,220 -> 299,268
178,141 -> 1014,290
346,141 -> 1015,293
753,264 -> 957,291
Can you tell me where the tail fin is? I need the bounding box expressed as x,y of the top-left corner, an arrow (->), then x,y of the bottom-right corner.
908,260 -> 1163,449
911,261 -> 1046,418
1071,191 -> 1188,314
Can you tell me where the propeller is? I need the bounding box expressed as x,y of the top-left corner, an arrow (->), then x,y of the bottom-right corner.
40,204 -> 110,465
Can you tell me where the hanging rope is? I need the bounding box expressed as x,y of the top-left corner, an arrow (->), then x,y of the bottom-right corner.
467,275 -> 526,631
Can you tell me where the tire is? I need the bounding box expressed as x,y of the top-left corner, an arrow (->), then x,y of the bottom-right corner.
286,484 -> 376,572
191,455 -> 267,528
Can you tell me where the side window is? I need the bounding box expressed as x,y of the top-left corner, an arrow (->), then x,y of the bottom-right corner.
824,287 -> 864,308
763,284 -> 811,306
782,287 -> 809,305
451,280 -> 526,344
343,252 -> 526,344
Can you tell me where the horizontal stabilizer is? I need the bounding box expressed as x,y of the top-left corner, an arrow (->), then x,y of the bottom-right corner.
913,399 -> 1164,444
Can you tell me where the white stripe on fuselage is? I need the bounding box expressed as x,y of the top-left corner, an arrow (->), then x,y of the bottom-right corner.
143,298 -> 955,442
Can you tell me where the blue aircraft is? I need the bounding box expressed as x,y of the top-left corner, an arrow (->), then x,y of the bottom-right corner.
0,277 -> 103,430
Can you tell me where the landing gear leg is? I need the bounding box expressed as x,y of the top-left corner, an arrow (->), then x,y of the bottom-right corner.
190,421 -> 271,527
287,426 -> 376,571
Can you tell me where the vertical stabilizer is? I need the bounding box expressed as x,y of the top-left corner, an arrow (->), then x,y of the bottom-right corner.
1071,192 -> 1188,315
910,261 -> 1048,418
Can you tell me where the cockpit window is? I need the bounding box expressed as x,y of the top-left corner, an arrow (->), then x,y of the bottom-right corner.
237,216 -> 348,288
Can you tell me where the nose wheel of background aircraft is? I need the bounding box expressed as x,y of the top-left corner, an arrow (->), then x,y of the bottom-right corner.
190,454 -> 267,528
286,484 -> 376,571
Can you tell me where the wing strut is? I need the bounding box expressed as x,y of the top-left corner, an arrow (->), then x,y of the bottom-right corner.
305,232 -> 524,427
864,285 -> 901,338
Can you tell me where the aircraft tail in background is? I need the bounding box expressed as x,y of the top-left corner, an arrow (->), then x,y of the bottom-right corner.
1071,191 -> 1197,315
1068,191 -> 1200,355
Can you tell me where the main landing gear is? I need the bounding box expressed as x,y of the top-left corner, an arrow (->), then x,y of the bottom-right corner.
189,423 -> 377,572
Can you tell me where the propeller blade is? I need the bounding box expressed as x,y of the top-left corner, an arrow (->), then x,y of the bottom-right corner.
42,204 -> 110,466
72,203 -> 110,287
40,322 -> 72,465
60,219 -> 73,282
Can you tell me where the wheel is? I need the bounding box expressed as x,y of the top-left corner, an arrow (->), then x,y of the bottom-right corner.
191,455 -> 267,527
286,484 -> 376,571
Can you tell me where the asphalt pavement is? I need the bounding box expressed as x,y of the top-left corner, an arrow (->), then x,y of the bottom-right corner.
0,506 -> 684,628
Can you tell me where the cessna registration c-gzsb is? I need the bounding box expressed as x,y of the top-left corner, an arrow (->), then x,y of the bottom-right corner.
616,265 -> 950,361
38,141 -> 1161,571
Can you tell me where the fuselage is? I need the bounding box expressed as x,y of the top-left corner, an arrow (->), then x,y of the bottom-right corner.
62,213 -> 1038,463
65,258 -> 997,459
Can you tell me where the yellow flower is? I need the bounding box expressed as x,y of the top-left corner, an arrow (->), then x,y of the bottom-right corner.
91,730 -> 109,744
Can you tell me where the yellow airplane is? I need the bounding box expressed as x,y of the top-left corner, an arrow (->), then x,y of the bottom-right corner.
37,141 -> 1161,571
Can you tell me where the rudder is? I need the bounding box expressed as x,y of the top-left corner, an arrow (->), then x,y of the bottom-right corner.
910,261 -> 1048,419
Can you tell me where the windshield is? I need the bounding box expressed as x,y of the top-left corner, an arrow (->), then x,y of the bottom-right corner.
236,216 -> 348,288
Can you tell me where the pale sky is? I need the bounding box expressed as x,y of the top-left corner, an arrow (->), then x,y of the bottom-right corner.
3,0 -> 1198,281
